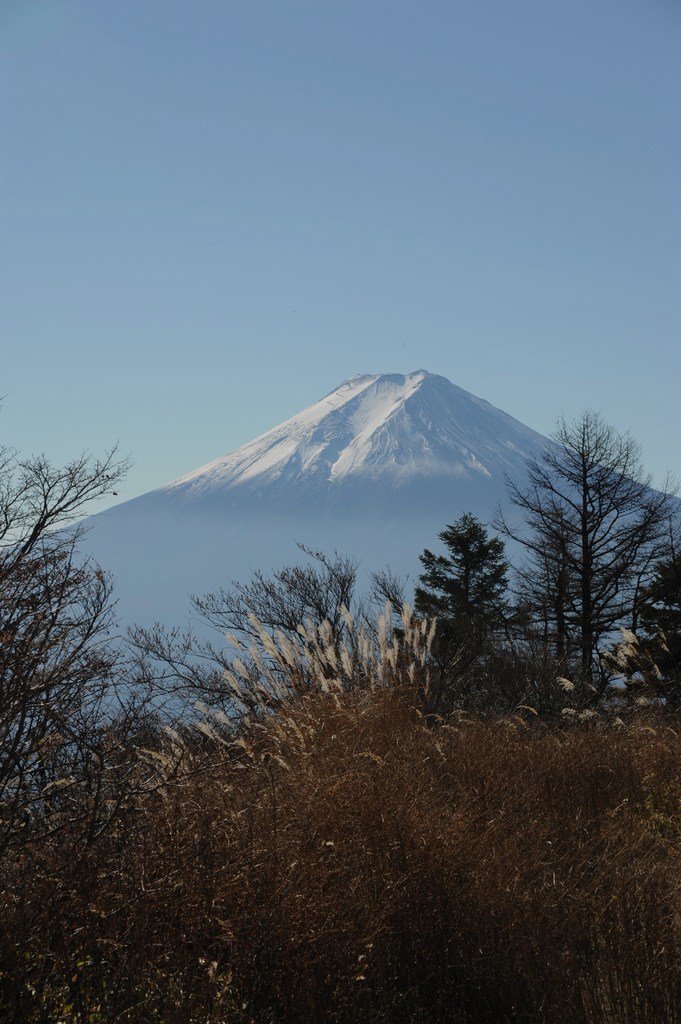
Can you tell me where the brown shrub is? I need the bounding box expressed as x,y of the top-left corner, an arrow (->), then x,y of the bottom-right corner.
3,681 -> 681,1022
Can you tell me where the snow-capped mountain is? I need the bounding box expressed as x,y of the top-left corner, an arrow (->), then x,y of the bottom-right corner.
83,371 -> 549,628
163,371 -> 541,502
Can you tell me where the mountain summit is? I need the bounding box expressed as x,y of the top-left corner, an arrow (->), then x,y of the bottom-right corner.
161,370 -> 544,505
84,372 -> 548,627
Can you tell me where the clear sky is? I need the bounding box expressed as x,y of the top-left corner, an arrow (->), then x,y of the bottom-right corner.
2,0 -> 679,507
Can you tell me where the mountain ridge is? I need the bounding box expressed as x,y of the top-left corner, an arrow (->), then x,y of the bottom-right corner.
156,370 -> 546,504
83,371 -> 549,628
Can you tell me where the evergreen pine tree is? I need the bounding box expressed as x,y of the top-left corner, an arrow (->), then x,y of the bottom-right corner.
639,545 -> 681,703
415,514 -> 509,664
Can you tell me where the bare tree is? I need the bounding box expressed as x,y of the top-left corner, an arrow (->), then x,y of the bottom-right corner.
0,443 -> 129,851
128,547 -> 366,715
496,411 -> 678,691
128,547 -> 415,718
193,544 -> 362,645
0,446 -> 127,564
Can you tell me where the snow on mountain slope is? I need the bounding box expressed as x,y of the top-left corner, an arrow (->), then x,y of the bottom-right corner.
159,371 -> 545,504
82,371 -> 549,629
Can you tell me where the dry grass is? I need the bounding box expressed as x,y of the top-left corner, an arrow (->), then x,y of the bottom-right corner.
3,692 -> 681,1023
3,611 -> 681,1022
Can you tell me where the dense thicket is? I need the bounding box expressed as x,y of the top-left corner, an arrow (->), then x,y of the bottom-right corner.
4,686 -> 681,1023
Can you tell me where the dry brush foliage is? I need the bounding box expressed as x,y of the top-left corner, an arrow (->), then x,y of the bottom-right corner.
2,609 -> 681,1023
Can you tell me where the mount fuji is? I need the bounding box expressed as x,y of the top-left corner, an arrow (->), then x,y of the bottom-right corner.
82,371 -> 549,629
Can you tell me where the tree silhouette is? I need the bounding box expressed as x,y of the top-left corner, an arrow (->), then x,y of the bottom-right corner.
496,411 -> 677,690
415,513 -> 509,672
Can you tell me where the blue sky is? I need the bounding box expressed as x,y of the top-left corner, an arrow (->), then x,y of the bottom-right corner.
2,0 -> 679,506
